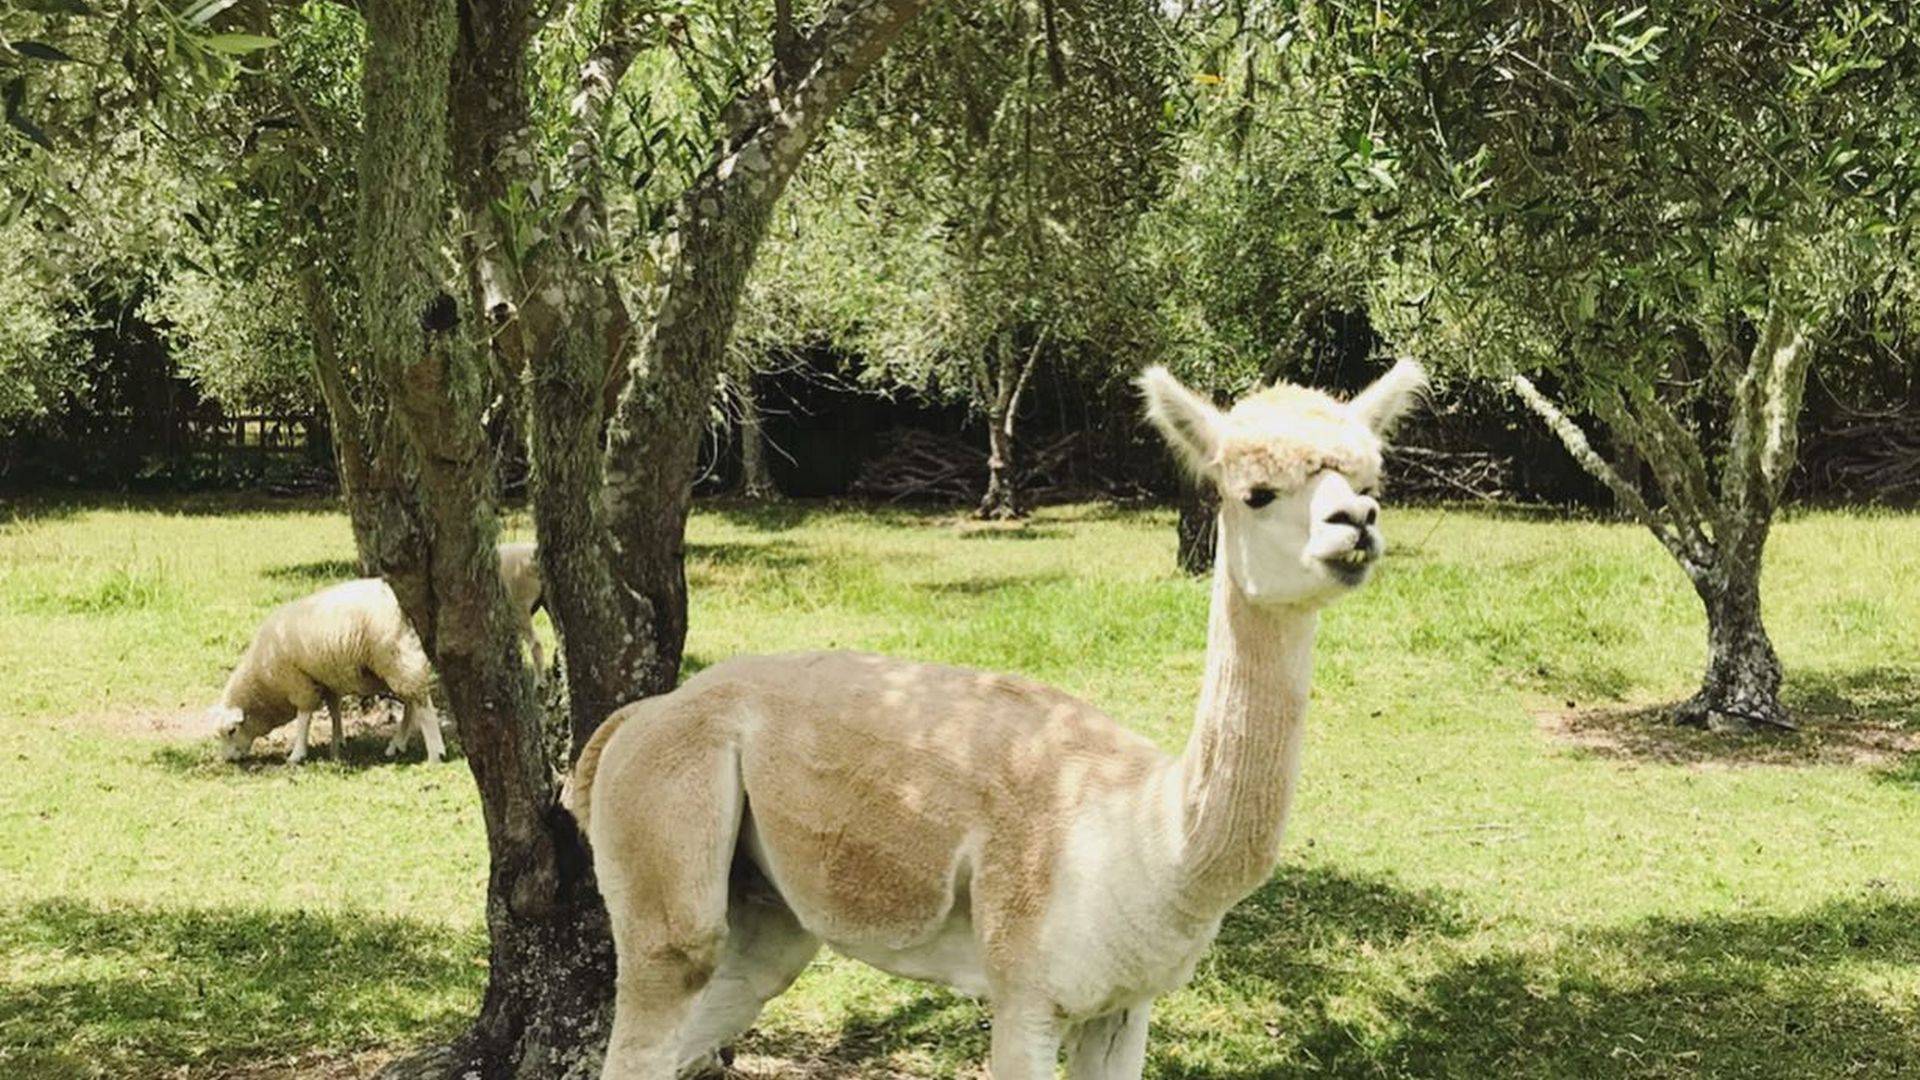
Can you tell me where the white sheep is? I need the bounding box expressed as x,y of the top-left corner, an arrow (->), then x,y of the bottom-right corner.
209,577 -> 447,764
495,540 -> 546,677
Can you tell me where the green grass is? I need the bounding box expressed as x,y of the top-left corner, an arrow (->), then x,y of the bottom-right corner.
2,494 -> 1917,1077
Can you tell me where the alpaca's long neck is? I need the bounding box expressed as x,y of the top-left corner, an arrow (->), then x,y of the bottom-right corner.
1171,560 -> 1317,914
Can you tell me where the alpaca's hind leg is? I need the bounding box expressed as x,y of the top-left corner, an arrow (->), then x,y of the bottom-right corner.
596,737 -> 744,1080
1065,1004 -> 1151,1080
671,890 -> 820,1075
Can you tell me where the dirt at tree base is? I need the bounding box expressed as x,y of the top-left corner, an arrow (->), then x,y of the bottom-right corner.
1538,702 -> 1920,769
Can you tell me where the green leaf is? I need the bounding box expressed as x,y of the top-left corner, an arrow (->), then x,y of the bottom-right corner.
19,0 -> 93,14
15,41 -> 77,63
203,33 -> 279,56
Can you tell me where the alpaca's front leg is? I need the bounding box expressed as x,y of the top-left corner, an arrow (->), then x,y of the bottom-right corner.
287,711 -> 312,764
1066,1003 -> 1151,1080
989,998 -> 1063,1080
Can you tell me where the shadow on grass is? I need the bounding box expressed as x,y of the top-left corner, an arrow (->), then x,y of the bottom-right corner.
701,498 -> 830,533
0,490 -> 340,523
0,493 -> 88,529
747,869 -> 1920,1079
1540,669 -> 1920,771
917,572 -> 1070,598
149,719 -> 458,777
687,539 -> 814,572
1156,887 -> 1920,1079
263,559 -> 361,586
952,523 -> 1068,541
0,898 -> 483,1079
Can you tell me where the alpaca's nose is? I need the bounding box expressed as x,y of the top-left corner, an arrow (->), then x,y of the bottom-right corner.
1325,497 -> 1379,531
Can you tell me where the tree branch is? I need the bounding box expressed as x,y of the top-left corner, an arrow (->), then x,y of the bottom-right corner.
1512,374 -> 1699,570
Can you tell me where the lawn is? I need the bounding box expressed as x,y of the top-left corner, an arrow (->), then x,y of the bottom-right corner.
1,494 -> 1917,1078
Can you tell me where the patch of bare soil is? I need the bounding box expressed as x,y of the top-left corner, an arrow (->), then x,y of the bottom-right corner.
1539,702 -> 1920,769
64,702 -> 404,744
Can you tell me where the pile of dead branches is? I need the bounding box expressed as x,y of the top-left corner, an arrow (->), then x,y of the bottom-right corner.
851,428 -> 1130,506
1801,404 -> 1920,504
1385,444 -> 1514,503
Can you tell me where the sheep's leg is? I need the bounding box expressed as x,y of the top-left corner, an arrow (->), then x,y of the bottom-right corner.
671,890 -> 820,1075
325,694 -> 346,761
595,738 -> 743,1079
287,711 -> 312,764
988,996 -> 1065,1080
526,621 -> 546,681
1065,1004 -> 1151,1080
385,700 -> 413,758
410,699 -> 446,764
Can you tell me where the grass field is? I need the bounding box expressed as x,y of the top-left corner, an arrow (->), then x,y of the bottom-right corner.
1,494 -> 1917,1078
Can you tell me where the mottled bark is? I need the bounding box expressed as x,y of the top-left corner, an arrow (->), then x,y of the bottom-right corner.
296,266 -> 381,576
1511,302 -> 1811,732
738,376 -> 778,499
345,2 -> 930,1075
1679,554 -> 1785,731
976,333 -> 1041,521
356,5 -> 610,1079
603,0 -> 932,697
448,0 -> 642,750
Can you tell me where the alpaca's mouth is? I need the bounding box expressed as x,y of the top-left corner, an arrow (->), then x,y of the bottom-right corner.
1322,545 -> 1378,584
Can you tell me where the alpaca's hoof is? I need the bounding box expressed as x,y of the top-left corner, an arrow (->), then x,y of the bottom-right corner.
286,749 -> 306,764
384,744 -> 400,759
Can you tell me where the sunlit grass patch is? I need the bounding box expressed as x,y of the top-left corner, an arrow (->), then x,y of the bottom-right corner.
0,496 -> 1916,1076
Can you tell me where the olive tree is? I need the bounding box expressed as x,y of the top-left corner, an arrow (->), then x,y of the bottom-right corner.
743,0 -> 1173,519
342,0 -> 931,1073
1329,0 -> 1920,730
1137,0 -> 1372,569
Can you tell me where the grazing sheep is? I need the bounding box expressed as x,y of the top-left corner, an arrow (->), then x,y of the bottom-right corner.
496,541 -> 546,676
209,578 -> 447,764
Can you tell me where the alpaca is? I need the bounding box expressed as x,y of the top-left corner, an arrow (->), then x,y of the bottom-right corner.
572,361 -> 1426,1079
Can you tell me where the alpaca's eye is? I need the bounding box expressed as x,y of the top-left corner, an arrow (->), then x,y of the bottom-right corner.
1244,487 -> 1277,509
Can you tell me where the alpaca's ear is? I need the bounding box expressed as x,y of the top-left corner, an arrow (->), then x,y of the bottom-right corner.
1139,366 -> 1225,478
1349,358 -> 1428,437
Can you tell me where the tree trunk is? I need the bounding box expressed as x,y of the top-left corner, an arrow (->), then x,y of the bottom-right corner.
602,0 -> 933,697
1176,481 -> 1218,575
976,331 -> 1041,521
1678,555 -> 1788,732
294,266 -> 381,576
1513,303 -> 1812,738
353,3 -> 928,1076
738,376 -> 779,499
354,5 -> 616,1079
978,408 -> 1020,519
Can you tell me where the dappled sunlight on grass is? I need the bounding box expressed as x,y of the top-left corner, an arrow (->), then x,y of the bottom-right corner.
0,496 -> 1917,1075
0,900 -> 482,1078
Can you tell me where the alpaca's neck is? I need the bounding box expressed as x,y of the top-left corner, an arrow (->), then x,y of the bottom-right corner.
1171,561 -> 1317,914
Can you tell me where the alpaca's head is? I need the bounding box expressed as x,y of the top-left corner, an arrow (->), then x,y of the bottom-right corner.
1141,360 -> 1426,608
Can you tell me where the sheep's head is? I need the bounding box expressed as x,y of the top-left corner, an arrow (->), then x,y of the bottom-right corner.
208,705 -> 263,761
